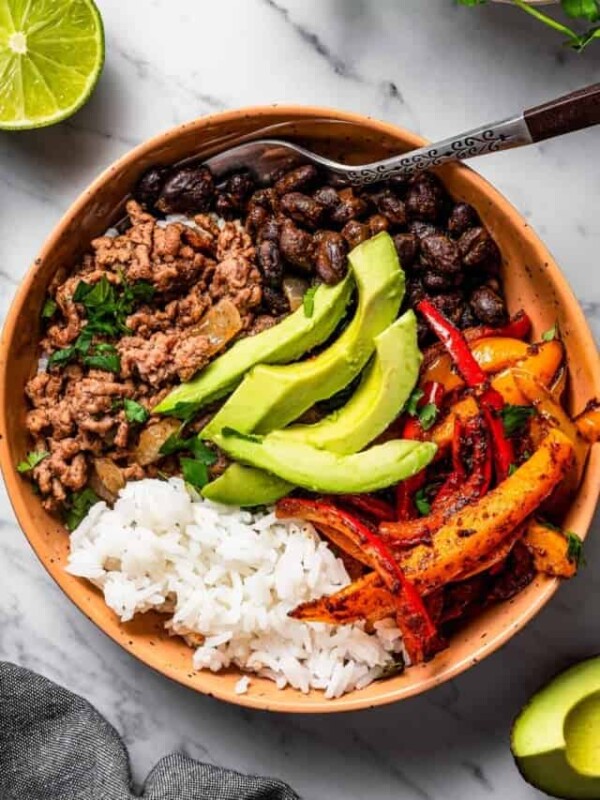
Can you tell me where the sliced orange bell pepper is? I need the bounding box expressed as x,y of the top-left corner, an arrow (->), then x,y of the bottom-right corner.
522,519 -> 578,579
291,430 -> 575,625
428,340 -> 564,456
574,400 -> 600,444
420,337 -> 529,393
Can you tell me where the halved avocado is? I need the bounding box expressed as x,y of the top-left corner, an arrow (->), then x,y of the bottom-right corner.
211,433 -> 436,495
203,310 -> 421,506
153,275 -> 353,416
512,657 -> 600,799
202,232 -> 404,438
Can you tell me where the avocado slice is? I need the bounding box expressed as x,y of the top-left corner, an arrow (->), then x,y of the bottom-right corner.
153,275 -> 353,417
202,232 -> 404,438
512,657 -> 600,799
203,310 -> 421,506
211,433 -> 436,494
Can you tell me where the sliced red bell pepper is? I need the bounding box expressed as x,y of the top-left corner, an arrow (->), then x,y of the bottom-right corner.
395,471 -> 426,522
417,299 -> 515,482
340,494 -> 396,522
475,310 -> 532,342
276,497 -> 442,663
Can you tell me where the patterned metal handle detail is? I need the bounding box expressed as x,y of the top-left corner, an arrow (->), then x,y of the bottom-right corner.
344,116 -> 533,185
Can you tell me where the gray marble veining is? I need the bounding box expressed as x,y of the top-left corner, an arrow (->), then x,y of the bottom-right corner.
1,1 -> 599,798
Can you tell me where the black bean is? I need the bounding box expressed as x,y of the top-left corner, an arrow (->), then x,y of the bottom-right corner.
279,219 -> 314,272
422,270 -> 460,293
274,164 -> 319,195
429,292 -> 465,327
156,165 -> 215,214
405,172 -> 447,222
135,166 -> 170,208
367,214 -> 389,235
262,286 -> 291,315
458,227 -> 500,272
246,189 -> 278,233
408,220 -> 439,241
341,219 -> 370,249
469,286 -> 507,326
329,188 -> 369,226
314,231 -> 348,285
373,190 -> 407,226
420,233 -> 462,274
226,171 -> 255,203
257,240 -> 284,288
406,277 -> 426,307
392,233 -> 419,269
258,218 -> 280,242
447,202 -> 479,237
280,192 -> 325,228
313,186 -> 341,210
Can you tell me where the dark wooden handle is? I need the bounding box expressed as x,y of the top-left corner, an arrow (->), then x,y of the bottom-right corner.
524,83 -> 600,143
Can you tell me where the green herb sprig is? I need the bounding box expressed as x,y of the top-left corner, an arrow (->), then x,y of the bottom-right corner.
159,431 -> 218,490
457,0 -> 600,51
17,450 -> 49,473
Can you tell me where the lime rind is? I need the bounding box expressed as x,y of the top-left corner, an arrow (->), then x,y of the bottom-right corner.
0,0 -> 104,130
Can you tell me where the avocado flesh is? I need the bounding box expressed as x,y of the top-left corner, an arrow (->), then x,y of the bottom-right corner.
202,232 -> 404,439
153,275 -> 353,416
512,657 -> 600,799
211,435 -> 436,494
203,310 -> 421,506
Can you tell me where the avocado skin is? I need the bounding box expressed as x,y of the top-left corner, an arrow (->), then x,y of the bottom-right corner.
202,232 -> 405,439
512,656 -> 600,799
153,275 -> 353,416
211,436 -> 436,495
205,310 -> 421,506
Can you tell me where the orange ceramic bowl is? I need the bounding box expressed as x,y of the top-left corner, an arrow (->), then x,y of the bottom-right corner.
1,107 -> 599,713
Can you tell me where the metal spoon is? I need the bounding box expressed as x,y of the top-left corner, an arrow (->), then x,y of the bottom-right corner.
205,83 -> 600,186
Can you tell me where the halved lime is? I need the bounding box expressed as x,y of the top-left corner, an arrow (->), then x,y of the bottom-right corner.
0,0 -> 104,130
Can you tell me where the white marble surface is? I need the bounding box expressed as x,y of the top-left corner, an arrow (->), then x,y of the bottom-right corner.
1,1 -> 600,797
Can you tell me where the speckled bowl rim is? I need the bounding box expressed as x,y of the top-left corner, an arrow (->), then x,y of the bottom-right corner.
1,105 -> 599,714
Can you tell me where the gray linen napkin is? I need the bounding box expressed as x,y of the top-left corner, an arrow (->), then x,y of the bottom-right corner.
0,663 -> 300,800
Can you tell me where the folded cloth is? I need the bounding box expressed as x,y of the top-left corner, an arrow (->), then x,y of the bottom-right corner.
0,663 -> 300,800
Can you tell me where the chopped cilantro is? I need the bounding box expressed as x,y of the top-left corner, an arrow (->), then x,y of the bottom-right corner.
65,488 -> 101,531
17,450 -> 49,473
405,388 -> 424,417
181,457 -> 209,490
159,432 -> 217,465
566,531 -> 585,567
542,323 -> 558,342
41,297 -> 58,319
500,404 -> 535,437
418,403 -> 438,431
508,463 -> 518,477
83,343 -> 120,373
303,286 -> 318,318
123,398 -> 149,424
415,487 -> 431,516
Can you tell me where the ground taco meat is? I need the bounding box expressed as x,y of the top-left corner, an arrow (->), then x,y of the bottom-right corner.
25,200 -> 264,513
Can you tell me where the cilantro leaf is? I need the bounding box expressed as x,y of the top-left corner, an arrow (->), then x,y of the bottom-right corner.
159,432 -> 217,465
541,323 -> 558,342
83,343 -> 120,373
456,0 -> 487,5
303,286 -> 318,318
180,457 -> 209,490
17,450 -> 49,473
500,404 -> 535,437
65,488 -> 101,531
418,403 -> 438,431
41,297 -> 58,319
48,346 -> 76,368
221,427 -> 263,443
415,487 -> 431,516
405,388 -> 424,417
123,398 -> 149,424
508,463 -> 518,477
566,531 -> 586,566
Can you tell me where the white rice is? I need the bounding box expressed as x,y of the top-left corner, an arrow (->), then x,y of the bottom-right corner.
66,477 -> 404,698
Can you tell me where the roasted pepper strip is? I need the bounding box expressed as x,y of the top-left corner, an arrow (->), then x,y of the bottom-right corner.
420,337 -> 529,394
339,494 -> 396,522
429,340 -> 565,456
382,415 -> 492,548
422,310 -> 532,369
276,498 -> 441,662
291,430 -> 574,624
417,299 -> 514,481
522,519 -> 578,578
574,400 -> 600,444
